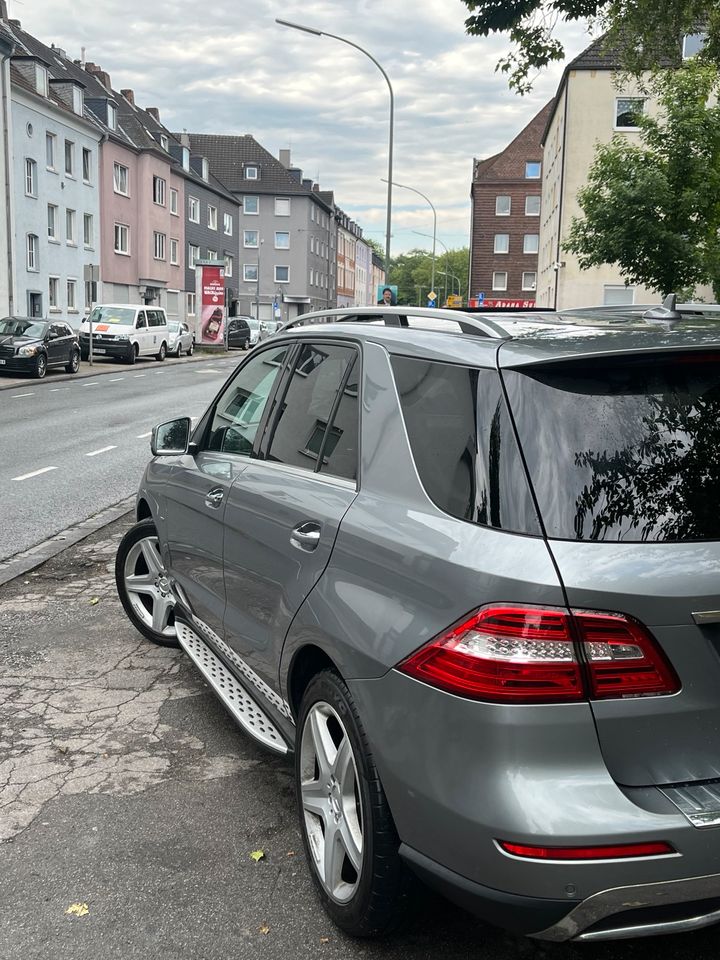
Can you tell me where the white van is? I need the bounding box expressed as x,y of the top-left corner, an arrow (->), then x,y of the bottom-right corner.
79,305 -> 170,365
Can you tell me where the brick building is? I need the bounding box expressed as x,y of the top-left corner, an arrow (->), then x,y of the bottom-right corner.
469,101 -> 552,305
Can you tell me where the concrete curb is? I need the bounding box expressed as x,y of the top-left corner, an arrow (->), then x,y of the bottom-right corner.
0,497 -> 136,588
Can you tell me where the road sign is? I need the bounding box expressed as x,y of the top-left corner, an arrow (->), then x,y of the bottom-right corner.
477,291 -> 485,304
447,294 -> 463,308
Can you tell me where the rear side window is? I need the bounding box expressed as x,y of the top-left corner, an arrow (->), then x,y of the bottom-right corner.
391,356 -> 540,534
266,343 -> 359,481
504,353 -> 720,542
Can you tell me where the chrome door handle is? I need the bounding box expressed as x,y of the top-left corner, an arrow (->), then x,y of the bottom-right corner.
290,521 -> 321,552
205,487 -> 225,509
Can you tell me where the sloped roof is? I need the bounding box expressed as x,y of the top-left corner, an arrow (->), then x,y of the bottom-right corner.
472,101 -> 552,184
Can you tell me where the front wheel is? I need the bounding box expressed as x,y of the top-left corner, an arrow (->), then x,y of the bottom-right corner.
126,343 -> 138,365
32,352 -> 47,379
296,671 -> 412,937
115,520 -> 179,647
156,342 -> 167,362
65,349 -> 80,374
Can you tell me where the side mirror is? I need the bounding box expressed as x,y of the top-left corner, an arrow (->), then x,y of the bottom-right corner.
151,417 -> 191,456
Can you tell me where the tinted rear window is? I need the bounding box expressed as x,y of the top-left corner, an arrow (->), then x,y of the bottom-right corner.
391,356 -> 540,534
504,353 -> 720,542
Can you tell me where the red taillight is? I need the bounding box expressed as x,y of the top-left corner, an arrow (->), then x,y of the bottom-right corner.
499,840 -> 675,861
397,604 -> 679,704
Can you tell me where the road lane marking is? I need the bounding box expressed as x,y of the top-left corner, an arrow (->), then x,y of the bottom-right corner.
136,432 -> 152,439
109,377 -> 125,382
82,381 -> 100,387
12,466 -> 58,481
194,368 -> 220,373
86,445 -> 118,457
11,393 -> 34,398
133,374 -> 145,378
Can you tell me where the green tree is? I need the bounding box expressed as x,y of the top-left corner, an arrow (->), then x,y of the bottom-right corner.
387,247 -> 469,305
461,0 -> 720,94
565,62 -> 720,298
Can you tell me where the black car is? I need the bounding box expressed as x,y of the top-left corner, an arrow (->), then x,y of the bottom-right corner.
0,317 -> 81,378
227,316 -> 251,350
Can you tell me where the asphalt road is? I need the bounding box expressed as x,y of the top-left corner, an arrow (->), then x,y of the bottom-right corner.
0,354 -> 240,562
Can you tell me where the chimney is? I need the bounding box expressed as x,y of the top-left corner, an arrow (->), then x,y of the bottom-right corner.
146,106 -> 160,122
121,88 -> 134,105
287,166 -> 302,183
51,43 -> 67,58
84,62 -> 111,90
302,178 -> 312,189
180,131 -> 191,148
312,183 -> 319,192
279,148 -> 291,168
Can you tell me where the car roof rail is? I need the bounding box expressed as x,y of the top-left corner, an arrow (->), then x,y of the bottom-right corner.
281,306 -> 511,339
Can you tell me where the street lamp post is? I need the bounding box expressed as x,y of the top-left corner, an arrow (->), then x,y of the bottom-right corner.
256,238 -> 264,323
413,229 -> 449,304
385,179 -> 436,303
276,19 -> 394,275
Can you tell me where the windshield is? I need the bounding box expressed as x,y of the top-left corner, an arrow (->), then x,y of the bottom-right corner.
167,322 -> 180,332
88,306 -> 135,325
504,352 -> 720,542
0,318 -> 47,338
246,318 -> 259,330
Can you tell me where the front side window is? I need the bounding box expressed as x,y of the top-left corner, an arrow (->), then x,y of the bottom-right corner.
615,97 -> 645,129
493,234 -> 509,254
495,195 -> 511,216
244,195 -> 259,215
274,197 -> 290,216
153,176 -> 166,206
207,344 -> 289,456
275,265 -> 289,283
266,343 -> 359,480
391,356 -> 539,533
188,196 -> 200,222
113,162 -> 129,195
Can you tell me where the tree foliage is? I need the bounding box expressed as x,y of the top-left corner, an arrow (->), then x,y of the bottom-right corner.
461,0 -> 720,93
387,247 -> 469,305
565,61 -> 720,297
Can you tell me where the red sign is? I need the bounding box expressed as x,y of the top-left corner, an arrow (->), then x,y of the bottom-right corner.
199,264 -> 225,344
468,298 -> 536,309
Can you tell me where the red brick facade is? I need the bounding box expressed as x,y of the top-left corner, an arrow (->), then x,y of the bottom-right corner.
469,102 -> 553,303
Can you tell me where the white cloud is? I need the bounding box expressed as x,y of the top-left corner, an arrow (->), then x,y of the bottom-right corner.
9,0 -> 593,253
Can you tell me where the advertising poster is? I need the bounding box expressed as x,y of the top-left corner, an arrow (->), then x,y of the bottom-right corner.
198,263 -> 226,345
376,284 -> 398,306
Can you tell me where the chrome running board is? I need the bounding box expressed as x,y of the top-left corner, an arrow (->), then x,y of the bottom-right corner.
176,621 -> 289,755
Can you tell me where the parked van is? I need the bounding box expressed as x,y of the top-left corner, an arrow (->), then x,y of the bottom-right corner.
79,305 -> 170,364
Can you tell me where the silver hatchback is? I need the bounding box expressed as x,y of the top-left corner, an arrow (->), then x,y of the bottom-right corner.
116,304 -> 720,941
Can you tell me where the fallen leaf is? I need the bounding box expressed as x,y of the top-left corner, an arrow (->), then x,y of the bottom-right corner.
65,903 -> 89,917
259,924 -> 270,935
89,597 -> 100,606
250,850 -> 265,862
320,937 -> 330,944
286,850 -> 295,857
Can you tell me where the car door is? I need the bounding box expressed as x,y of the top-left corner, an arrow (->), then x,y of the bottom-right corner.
46,323 -> 65,366
222,339 -> 360,694
134,310 -> 149,355
159,341 -> 292,637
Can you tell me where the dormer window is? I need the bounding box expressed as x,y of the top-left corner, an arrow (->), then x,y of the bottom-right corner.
160,134 -> 169,151
35,63 -> 48,97
182,147 -> 190,172
107,102 -> 117,130
245,165 -> 258,180
201,158 -> 209,181
72,86 -> 84,116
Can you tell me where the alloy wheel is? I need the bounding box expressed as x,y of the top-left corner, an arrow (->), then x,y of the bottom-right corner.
122,534 -> 176,639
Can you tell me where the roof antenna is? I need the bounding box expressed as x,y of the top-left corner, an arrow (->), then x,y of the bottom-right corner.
643,293 -> 682,323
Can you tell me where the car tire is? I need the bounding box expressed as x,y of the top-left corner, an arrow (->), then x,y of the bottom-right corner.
126,343 -> 137,365
32,352 -> 47,379
115,520 -> 179,648
65,349 -> 80,374
80,349 -> 89,362
296,670 -> 413,937
187,340 -> 194,357
156,342 -> 167,362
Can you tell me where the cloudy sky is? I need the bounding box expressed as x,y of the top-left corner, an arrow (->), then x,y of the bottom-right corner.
12,0 -> 592,254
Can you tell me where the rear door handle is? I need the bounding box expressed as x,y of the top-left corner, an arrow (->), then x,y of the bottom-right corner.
205,487 -> 225,509
291,521 -> 321,552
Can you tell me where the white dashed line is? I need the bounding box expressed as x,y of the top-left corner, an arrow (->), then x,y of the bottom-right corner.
12,466 -> 58,481
82,381 -> 100,387
11,393 -> 34,399
133,374 -> 145,379
85,445 -> 117,457
136,431 -> 152,439
109,377 -> 125,382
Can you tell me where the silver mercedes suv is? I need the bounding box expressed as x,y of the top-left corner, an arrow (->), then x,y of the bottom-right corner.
116,303 -> 720,941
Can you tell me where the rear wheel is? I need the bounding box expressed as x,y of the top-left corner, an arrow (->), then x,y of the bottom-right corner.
296,671 -> 412,937
187,340 -> 194,356
126,343 -> 138,365
115,520 -> 178,647
32,352 -> 47,379
156,342 -> 167,362
65,349 -> 80,374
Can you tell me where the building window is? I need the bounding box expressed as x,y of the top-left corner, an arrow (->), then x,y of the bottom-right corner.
64,140 -> 75,177
113,162 -> 129,195
615,97 -> 645,129
48,276 -> 59,308
244,230 -> 259,248
223,212 -> 233,235
207,249 -> 217,260
244,195 -> 259,215
35,64 -> 48,97
274,197 -> 290,217
208,205 -> 217,230
525,195 -> 541,216
245,165 -> 258,179
603,284 -> 635,305
309,268 -> 314,286
188,244 -> 200,267
170,187 -> 178,215
160,134 -> 169,151
275,231 -> 290,249
170,238 -> 179,265
188,196 -> 200,223
107,102 -> 117,130
201,158 -> 209,181
683,33 -> 706,58
523,234 -> 539,254
27,234 -> 38,271
83,213 -> 93,248
493,234 -> 509,254
114,222 -> 130,255
186,292 -> 196,316
224,255 -> 233,277
82,147 -> 92,183
153,176 -> 166,206
243,263 -> 258,282
495,195 -> 511,216
25,158 -> 37,196
525,161 -> 541,179
522,271 -> 537,291
72,87 -> 84,116
492,271 -> 507,291
274,265 -> 289,283
66,209 -> 76,245
67,279 -> 77,311
154,231 -> 166,260
47,203 -> 58,240
46,132 -> 56,170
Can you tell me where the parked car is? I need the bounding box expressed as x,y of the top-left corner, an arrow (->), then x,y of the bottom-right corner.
258,318 -> 280,341
227,316 -> 251,350
79,305 -> 169,364
116,302 -> 720,942
167,320 -> 194,357
0,317 -> 80,378
246,316 -> 260,347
